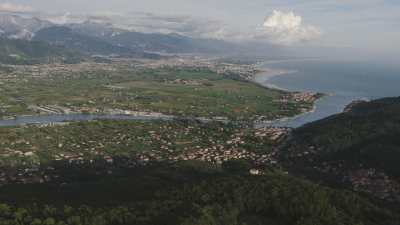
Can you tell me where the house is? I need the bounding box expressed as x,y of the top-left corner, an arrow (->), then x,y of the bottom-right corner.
250,169 -> 262,176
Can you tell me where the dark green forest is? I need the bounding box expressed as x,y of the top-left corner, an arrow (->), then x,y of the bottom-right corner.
0,161 -> 397,225
281,97 -> 400,177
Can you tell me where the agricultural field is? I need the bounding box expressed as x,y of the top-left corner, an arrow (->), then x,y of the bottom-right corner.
0,62 -> 314,121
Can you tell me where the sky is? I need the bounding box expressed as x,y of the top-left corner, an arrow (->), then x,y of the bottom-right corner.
2,0 -> 400,55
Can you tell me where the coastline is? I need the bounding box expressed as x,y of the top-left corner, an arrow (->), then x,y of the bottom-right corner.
254,98 -> 321,128
252,64 -> 325,128
252,67 -> 297,91
0,63 -> 323,128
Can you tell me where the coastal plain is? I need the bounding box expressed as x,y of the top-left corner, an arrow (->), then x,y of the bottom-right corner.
0,57 -> 396,225
0,58 -> 317,121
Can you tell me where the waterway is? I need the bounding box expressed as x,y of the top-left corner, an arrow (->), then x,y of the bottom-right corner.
256,59 -> 400,127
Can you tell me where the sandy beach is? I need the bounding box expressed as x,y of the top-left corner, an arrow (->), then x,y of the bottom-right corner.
252,67 -> 297,91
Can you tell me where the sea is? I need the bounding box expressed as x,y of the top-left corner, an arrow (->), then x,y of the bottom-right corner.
258,59 -> 400,128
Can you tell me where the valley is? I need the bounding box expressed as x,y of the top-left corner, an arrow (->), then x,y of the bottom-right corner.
0,7 -> 398,225
0,57 -> 317,121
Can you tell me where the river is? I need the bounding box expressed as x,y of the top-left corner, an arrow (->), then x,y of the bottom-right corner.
0,114 -> 176,127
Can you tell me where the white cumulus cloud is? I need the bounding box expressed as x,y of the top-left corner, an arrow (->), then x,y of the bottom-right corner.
257,10 -> 321,45
0,3 -> 34,13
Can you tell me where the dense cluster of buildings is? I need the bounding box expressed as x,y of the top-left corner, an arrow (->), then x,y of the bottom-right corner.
255,127 -> 290,142
0,125 -> 289,185
277,92 -> 320,105
144,57 -> 259,80
2,61 -> 133,79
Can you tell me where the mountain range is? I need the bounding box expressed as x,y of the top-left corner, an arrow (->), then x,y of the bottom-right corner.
0,13 -> 51,39
0,12 -> 245,61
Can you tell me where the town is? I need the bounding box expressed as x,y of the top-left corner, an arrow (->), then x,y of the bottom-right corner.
0,120 -> 291,185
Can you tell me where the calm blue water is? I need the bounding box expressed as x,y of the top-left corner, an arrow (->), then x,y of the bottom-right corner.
260,59 -> 400,127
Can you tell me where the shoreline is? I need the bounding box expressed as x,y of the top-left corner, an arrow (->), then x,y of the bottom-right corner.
252,64 -> 326,128
252,67 -> 297,91
0,63 -> 323,128
254,98 -> 321,128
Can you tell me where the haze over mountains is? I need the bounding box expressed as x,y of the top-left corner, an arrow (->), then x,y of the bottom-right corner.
0,10 -> 378,65
0,13 -> 51,39
0,12 -> 253,59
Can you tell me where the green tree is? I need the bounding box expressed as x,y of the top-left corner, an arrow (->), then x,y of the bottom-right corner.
43,218 -> 56,225
31,218 -> 42,225
0,203 -> 11,217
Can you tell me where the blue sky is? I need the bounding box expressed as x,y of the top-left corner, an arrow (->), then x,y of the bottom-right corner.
5,0 -> 400,54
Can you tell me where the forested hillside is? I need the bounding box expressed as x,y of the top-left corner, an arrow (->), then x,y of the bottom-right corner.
0,162 -> 397,225
280,97 -> 400,201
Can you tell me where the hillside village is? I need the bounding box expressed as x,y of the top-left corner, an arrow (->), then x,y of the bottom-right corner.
0,121 -> 290,185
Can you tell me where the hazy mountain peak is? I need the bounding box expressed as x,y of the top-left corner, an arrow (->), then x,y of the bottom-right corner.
0,13 -> 51,39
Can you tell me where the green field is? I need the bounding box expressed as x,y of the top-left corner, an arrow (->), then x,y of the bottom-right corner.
0,65 -> 312,120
